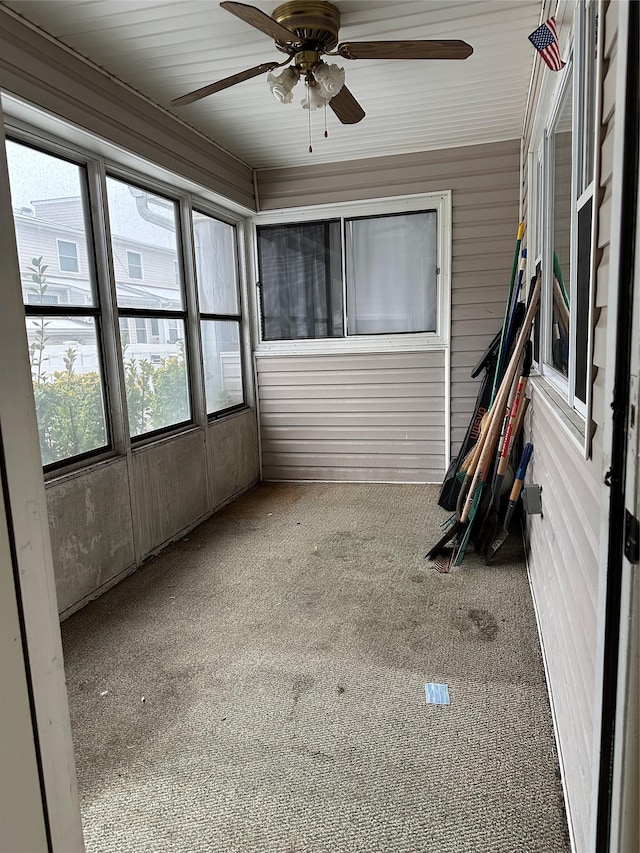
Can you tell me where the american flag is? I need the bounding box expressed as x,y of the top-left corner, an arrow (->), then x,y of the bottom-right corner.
528,16 -> 565,71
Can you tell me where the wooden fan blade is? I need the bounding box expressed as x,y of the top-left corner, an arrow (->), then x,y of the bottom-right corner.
329,86 -> 365,124
337,40 -> 474,60
171,62 -> 280,106
220,1 -> 301,45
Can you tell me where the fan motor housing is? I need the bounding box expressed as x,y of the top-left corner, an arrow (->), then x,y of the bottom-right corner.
272,1 -> 341,53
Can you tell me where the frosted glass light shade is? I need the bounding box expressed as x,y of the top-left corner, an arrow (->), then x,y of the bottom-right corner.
313,62 -> 345,98
267,67 -> 300,103
301,84 -> 331,111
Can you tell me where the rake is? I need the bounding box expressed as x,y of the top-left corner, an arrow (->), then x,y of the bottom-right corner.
427,271 -> 541,569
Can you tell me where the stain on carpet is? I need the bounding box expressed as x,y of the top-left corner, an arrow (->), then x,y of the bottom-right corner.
454,607 -> 499,641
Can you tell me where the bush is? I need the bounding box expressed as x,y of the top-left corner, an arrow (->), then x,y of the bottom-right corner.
33,368 -> 106,465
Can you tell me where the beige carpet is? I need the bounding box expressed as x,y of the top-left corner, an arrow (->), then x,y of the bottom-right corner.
62,482 -> 569,852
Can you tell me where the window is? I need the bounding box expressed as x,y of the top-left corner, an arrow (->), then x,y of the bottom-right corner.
57,239 -> 79,273
192,210 -> 245,415
134,317 -> 147,344
5,140 -> 109,468
346,211 -> 437,335
106,176 -> 191,438
254,195 -> 446,346
5,115 -> 249,473
548,71 -> 572,378
127,250 -> 143,279
531,0 -> 598,418
257,220 -> 342,341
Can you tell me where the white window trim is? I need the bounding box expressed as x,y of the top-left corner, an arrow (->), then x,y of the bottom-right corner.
527,2 -> 600,450
126,248 -> 143,280
541,50 -> 574,398
56,237 -> 79,273
248,191 -> 452,356
582,0 -> 604,460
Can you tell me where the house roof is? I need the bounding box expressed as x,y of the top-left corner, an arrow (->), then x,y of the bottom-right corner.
2,0 -> 543,170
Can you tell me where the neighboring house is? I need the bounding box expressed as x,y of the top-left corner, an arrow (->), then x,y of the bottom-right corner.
14,198 -> 181,356
0,2 -> 637,853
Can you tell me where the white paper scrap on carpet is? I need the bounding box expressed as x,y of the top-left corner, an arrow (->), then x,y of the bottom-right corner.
425,683 -> 450,705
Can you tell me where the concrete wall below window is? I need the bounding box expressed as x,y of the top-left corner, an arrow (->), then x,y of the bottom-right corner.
49,408 -> 259,617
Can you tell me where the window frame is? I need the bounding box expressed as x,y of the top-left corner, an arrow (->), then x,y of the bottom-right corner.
191,206 -> 247,419
541,56 -> 574,402
4,107 -> 252,477
6,134 -> 114,473
105,169 -> 194,443
527,0 -> 599,439
250,191 -> 452,355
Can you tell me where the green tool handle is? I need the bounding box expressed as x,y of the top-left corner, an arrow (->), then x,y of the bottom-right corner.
491,222 -> 525,403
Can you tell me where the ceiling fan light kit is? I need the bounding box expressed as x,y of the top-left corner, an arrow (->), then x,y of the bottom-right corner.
171,0 -> 473,129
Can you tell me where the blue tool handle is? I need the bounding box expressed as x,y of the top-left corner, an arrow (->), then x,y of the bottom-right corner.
516,443 -> 534,480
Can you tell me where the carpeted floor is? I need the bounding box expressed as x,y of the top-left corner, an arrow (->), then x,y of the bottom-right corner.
62,482 -> 570,853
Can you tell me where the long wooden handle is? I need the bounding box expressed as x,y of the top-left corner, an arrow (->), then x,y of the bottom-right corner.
496,375 -> 530,476
511,394 -> 530,449
460,272 -> 541,523
495,369 -> 523,473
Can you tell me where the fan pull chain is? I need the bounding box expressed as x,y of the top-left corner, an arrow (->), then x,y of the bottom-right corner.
324,104 -> 328,138
308,104 -> 312,154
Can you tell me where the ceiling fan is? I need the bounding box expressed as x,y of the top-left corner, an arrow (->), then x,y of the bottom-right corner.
170,1 -> 474,124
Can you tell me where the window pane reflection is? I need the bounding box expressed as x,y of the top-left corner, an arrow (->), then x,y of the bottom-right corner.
6,140 -> 96,307
25,316 -> 108,465
551,76 -> 572,376
201,320 -> 243,414
192,211 -> 239,315
119,317 -> 190,436
106,177 -> 183,310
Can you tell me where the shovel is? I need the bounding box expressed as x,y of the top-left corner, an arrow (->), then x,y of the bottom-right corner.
485,443 -> 533,564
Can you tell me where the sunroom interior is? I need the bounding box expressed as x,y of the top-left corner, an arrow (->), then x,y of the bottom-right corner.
0,2 -> 638,853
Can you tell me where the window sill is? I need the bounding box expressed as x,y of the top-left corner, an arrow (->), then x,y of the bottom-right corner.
130,422 -> 203,454
207,404 -> 253,424
44,449 -> 123,486
254,333 -> 447,357
530,372 -> 585,450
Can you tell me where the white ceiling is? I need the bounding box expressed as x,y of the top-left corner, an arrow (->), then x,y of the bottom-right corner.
3,0 -> 543,170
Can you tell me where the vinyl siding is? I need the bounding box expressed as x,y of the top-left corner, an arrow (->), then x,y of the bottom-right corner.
521,4 -> 618,851
13,217 -> 92,289
111,238 -> 177,291
524,385 -> 601,853
255,139 -> 520,479
256,352 -> 445,483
